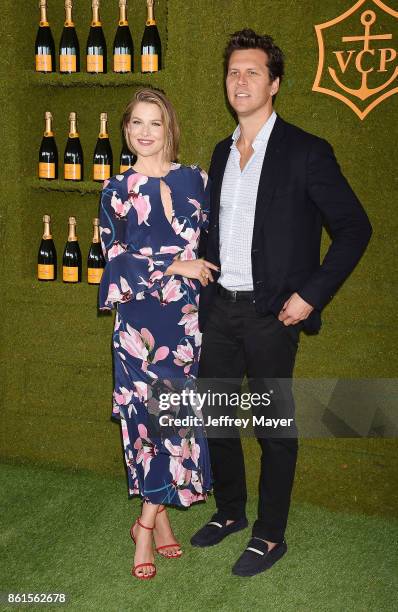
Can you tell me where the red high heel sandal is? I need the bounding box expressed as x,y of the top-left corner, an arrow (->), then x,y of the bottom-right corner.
130,518 -> 157,580
154,506 -> 183,559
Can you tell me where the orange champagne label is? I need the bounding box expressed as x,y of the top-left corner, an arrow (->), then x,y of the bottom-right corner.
63,266 -> 78,282
93,164 -> 110,181
88,268 -> 103,284
119,164 -> 131,173
38,264 -> 55,279
114,54 -> 131,72
64,164 -> 81,180
60,54 -> 77,72
36,54 -> 52,71
87,54 -> 104,72
39,162 -> 55,179
141,54 -> 158,72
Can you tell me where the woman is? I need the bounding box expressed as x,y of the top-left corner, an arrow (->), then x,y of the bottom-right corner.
98,88 -> 217,580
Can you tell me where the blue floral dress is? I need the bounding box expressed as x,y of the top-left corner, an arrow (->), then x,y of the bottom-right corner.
98,163 -> 212,507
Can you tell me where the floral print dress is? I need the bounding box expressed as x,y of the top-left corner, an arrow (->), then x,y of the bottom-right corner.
98,163 -> 212,507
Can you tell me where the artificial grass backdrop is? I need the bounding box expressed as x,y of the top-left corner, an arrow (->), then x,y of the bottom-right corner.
1,0 -> 397,607
1,462 -> 397,612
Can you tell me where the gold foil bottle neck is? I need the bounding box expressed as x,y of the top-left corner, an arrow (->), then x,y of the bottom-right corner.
39,0 -> 47,8
69,216 -> 76,225
65,0 -> 73,9
69,112 -> 76,121
119,0 -> 127,6
93,218 -> 99,226
100,112 -> 108,121
45,111 -> 52,120
43,214 -> 51,223
92,0 -> 100,7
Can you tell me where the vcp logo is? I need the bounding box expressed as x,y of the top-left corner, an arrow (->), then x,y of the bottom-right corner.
313,0 -> 398,119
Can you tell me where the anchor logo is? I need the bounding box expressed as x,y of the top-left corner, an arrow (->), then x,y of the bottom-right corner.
313,0 -> 398,119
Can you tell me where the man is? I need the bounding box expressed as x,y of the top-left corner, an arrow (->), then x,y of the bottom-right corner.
191,29 -> 372,577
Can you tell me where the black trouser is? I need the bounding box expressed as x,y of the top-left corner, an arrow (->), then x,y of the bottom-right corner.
198,292 -> 300,543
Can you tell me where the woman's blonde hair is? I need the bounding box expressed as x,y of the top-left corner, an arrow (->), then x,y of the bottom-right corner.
121,88 -> 180,162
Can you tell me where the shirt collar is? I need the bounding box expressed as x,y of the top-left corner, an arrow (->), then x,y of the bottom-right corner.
231,111 -> 277,150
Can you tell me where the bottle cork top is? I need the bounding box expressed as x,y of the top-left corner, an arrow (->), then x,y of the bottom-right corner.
92,0 -> 99,7
39,0 -> 47,7
119,0 -> 127,6
45,111 -> 53,120
69,112 -> 76,121
147,0 -> 154,6
93,218 -> 100,225
65,0 -> 73,9
43,214 -> 51,222
69,216 -> 76,224
100,112 -> 108,121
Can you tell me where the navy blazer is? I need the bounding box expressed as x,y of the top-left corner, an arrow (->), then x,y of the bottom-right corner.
199,115 -> 372,333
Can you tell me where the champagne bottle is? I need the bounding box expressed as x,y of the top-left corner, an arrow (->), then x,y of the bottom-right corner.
63,216 -> 82,283
38,215 -> 57,281
86,0 -> 107,73
59,0 -> 80,73
113,0 -> 133,73
64,112 -> 83,181
38,112 -> 58,179
141,0 -> 161,73
87,218 -> 105,284
35,0 -> 56,72
120,139 -> 136,173
93,113 -> 113,181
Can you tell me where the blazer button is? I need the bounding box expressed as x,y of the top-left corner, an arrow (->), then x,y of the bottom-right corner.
252,248 -> 259,253
256,280 -> 263,285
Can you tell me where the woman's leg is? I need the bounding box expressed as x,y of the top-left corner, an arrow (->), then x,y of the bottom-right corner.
132,502 -> 159,577
153,505 -> 182,557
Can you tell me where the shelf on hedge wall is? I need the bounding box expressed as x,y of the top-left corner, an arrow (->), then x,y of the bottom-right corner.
26,70 -> 166,89
30,178 -> 102,196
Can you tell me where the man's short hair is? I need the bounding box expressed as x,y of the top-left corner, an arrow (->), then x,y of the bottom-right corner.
224,28 -> 285,85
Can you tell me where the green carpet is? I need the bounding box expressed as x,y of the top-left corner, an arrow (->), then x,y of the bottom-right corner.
1,463 -> 397,612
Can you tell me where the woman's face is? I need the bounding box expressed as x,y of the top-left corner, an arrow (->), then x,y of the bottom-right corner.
126,101 -> 166,160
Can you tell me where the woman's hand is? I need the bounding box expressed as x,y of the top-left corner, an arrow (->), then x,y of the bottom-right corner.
166,259 -> 219,286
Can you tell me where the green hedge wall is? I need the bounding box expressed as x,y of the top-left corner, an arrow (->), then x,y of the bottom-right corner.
1,1 -> 397,494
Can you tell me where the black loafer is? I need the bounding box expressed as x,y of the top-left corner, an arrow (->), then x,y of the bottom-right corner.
232,537 -> 287,577
190,514 -> 248,547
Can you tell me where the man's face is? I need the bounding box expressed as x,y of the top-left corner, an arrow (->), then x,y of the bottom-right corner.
226,49 -> 279,118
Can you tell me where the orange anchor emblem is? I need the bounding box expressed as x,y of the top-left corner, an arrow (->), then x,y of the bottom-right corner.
313,0 -> 398,119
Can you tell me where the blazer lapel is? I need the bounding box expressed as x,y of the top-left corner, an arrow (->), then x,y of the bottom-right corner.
252,115 -> 286,243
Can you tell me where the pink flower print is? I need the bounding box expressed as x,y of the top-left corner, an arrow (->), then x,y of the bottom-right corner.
119,324 -> 169,371
108,241 -> 127,261
172,217 -> 186,234
156,277 -> 184,306
188,198 -> 201,221
178,298 -> 201,346
114,386 -> 134,406
106,276 -> 133,306
160,245 -> 183,255
164,439 -> 183,457
199,168 -> 209,189
169,457 -> 193,507
173,340 -> 194,374
191,470 -> 203,494
133,381 -> 148,403
134,423 -> 157,478
127,173 -> 148,194
132,194 -> 151,226
111,192 -> 132,218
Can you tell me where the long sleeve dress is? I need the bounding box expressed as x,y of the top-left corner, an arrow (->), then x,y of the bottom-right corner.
98,162 -> 212,507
